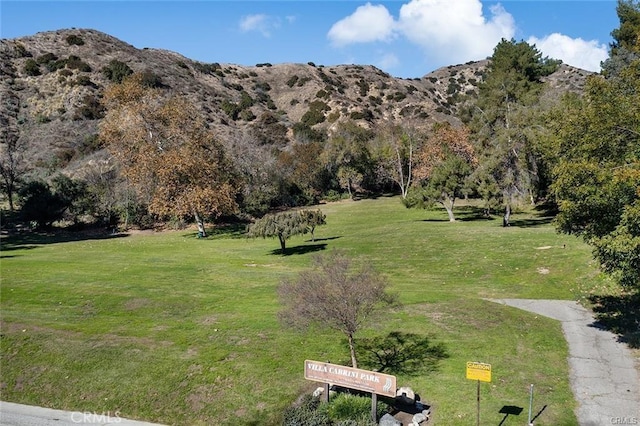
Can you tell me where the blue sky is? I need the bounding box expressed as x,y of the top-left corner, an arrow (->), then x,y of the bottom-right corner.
1,1 -> 620,78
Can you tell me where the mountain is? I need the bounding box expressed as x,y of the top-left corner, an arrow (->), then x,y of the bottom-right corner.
0,28 -> 594,180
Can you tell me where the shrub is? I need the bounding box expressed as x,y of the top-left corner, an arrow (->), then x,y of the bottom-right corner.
73,75 -> 96,87
221,100 -> 241,120
282,394 -> 330,426
73,95 -> 105,120
239,109 -> 256,121
66,34 -> 85,45
239,91 -> 254,110
256,62 -> 272,67
286,75 -> 299,87
139,70 -> 163,88
102,59 -> 133,83
65,55 -> 91,72
23,59 -> 40,76
13,43 -> 31,58
36,52 -> 58,64
193,62 -> 221,75
297,76 -> 311,87
357,80 -> 369,97
326,393 -> 385,425
253,81 -> 271,92
301,101 -> 330,126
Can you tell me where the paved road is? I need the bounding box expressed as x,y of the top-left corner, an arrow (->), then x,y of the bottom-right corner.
0,401 -> 165,426
488,299 -> 640,426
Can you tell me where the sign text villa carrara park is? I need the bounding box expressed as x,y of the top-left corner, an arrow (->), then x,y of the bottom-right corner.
304,360 -> 397,398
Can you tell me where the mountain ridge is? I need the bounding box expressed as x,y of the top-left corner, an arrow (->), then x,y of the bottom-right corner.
1,28 -> 594,180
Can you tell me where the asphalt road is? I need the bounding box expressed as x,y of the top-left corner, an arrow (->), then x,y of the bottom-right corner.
489,299 -> 640,426
0,401 -> 164,426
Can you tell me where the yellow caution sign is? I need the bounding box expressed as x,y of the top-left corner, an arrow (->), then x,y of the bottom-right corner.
466,361 -> 491,382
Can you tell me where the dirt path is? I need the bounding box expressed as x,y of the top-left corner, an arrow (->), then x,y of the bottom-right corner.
488,299 -> 640,426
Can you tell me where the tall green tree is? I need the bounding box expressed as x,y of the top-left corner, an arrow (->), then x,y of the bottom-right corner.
602,0 -> 640,78
469,39 -> 560,226
551,5 -> 640,287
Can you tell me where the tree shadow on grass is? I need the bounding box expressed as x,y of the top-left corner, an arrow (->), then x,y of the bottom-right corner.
201,222 -> 249,239
356,332 -> 449,376
305,236 -> 341,243
0,229 -> 128,253
588,291 -> 640,348
271,243 -> 328,256
508,216 -> 554,227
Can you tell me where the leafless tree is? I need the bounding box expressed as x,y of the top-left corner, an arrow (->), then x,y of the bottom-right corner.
277,250 -> 396,368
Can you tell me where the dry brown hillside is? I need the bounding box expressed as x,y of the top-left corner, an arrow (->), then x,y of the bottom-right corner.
0,28 -> 593,179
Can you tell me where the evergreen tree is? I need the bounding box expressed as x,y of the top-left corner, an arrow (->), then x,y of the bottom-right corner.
469,39 -> 560,226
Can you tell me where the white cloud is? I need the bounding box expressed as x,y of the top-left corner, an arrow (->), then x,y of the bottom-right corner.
377,52 -> 400,70
327,3 -> 396,46
528,33 -> 608,72
397,0 -> 515,65
239,14 -> 281,38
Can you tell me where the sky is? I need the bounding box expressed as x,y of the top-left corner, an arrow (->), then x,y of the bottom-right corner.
0,0 -> 620,78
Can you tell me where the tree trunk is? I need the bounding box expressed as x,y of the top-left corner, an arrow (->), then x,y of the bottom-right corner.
194,211 -> 207,237
347,333 -> 358,368
503,204 -> 511,227
440,194 -> 456,222
278,234 -> 286,253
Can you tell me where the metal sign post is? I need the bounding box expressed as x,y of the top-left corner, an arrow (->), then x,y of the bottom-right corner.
528,384 -> 534,425
466,361 -> 492,426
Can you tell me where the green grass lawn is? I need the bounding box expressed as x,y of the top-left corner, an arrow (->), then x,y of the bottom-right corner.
0,197 -> 603,425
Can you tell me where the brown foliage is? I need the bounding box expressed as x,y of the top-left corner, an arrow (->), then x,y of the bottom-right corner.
100,73 -> 237,222
413,124 -> 476,183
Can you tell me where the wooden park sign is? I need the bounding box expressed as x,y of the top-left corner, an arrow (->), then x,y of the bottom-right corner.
304,360 -> 397,398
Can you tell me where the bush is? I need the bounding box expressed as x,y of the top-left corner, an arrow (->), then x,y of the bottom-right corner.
66,34 -> 85,45
102,59 -> 133,83
301,100 -> 330,126
73,75 -> 96,87
23,59 -> 40,76
286,75 -> 299,87
326,393 -> 384,425
139,70 -> 162,88
36,52 -> 58,64
73,95 -> 105,120
66,55 -> 92,72
282,395 -> 330,426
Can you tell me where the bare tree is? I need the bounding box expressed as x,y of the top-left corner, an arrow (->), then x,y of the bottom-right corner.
277,250 -> 396,368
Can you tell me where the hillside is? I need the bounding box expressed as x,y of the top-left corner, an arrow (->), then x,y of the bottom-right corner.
0,28 -> 594,181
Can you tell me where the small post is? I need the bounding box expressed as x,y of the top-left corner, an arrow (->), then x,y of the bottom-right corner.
476,379 -> 480,426
371,392 -> 378,422
323,382 -> 329,403
528,384 -> 534,425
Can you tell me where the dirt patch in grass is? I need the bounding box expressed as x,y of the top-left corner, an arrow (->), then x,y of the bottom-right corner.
2,321 -> 173,349
123,297 -> 151,311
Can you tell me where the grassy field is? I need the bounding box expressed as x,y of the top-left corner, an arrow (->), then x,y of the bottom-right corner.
0,197 -> 605,425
